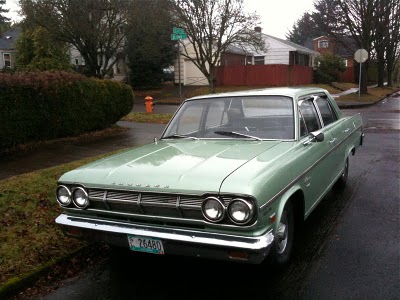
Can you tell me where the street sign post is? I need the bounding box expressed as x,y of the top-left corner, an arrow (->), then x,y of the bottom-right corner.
354,49 -> 368,63
173,27 -> 185,34
171,33 -> 187,40
171,27 -> 187,101
354,49 -> 368,98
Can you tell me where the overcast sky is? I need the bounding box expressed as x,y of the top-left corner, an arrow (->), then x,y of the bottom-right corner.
4,0 -> 316,39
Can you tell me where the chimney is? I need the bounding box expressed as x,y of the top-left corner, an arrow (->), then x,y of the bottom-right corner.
254,26 -> 262,33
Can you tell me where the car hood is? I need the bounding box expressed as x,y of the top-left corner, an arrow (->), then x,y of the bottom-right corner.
58,140 -> 289,193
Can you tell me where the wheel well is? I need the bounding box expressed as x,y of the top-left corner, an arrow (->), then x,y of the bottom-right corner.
288,190 -> 305,237
351,147 -> 355,155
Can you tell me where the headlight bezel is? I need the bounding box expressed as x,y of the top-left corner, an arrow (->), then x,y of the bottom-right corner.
56,185 -> 72,207
228,198 -> 255,225
201,196 -> 226,223
72,187 -> 89,209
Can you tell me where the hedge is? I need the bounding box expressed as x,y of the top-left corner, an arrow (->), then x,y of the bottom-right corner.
0,71 -> 134,150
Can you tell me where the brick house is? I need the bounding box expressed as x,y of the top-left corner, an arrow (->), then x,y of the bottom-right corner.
307,35 -> 358,82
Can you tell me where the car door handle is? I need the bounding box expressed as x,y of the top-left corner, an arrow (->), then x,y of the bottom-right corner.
343,128 -> 350,133
329,138 -> 337,144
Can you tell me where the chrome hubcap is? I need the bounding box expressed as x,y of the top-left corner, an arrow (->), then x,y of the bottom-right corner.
276,212 -> 288,254
342,161 -> 348,178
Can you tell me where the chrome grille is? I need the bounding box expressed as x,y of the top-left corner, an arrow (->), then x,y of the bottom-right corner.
86,188 -> 230,221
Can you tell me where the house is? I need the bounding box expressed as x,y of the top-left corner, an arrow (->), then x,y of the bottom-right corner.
0,27 -> 126,81
175,27 -> 319,86
0,27 -> 20,70
244,27 -> 318,67
70,46 -> 127,81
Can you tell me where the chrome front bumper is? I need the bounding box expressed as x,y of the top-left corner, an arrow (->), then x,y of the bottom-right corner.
55,213 -> 274,264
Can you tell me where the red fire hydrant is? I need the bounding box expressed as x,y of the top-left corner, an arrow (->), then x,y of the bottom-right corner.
145,96 -> 153,113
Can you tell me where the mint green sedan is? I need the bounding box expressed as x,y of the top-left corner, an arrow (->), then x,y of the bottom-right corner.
55,87 -> 364,265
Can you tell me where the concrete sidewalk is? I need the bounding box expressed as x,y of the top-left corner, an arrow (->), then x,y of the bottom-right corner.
0,121 -> 167,181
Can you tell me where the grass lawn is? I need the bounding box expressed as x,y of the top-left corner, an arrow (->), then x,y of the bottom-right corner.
0,149 -> 127,292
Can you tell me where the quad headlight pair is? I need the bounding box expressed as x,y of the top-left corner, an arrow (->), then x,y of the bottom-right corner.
56,185 -> 89,208
201,197 -> 255,225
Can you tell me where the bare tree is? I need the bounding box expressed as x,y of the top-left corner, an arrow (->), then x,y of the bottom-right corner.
373,0 -> 400,87
171,0 -> 264,92
20,0 -> 129,78
382,0 -> 400,87
313,0 -> 379,94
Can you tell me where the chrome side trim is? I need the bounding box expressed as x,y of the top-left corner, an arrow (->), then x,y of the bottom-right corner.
260,125 -> 363,212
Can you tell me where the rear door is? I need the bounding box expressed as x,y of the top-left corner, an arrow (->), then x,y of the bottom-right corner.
298,98 -> 336,214
314,94 -> 345,180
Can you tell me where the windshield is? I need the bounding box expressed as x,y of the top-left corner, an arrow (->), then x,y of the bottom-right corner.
162,96 -> 294,140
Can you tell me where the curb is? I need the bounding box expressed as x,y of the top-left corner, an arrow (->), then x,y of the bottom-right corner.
0,249 -> 82,299
0,244 -> 102,299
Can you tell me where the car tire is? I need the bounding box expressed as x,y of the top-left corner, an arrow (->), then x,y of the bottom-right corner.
267,201 -> 294,267
334,157 -> 349,190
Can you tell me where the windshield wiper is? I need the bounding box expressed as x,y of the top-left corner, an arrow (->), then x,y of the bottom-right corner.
214,131 -> 262,141
161,134 -> 198,140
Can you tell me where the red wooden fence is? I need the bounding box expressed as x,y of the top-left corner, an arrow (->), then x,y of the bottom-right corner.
215,64 -> 314,86
339,67 -> 355,83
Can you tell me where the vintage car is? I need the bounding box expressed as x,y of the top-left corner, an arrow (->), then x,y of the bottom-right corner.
55,87 -> 364,265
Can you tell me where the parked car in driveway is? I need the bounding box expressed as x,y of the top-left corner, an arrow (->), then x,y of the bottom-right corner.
55,87 -> 364,265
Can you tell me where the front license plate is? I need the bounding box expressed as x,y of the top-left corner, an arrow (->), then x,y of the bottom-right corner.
127,235 -> 164,255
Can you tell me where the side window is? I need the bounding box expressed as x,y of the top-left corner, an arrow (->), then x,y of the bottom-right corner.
299,110 -> 308,137
315,97 -> 337,126
299,100 -> 321,134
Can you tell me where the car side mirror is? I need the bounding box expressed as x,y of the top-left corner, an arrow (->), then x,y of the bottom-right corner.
310,130 -> 324,142
303,130 -> 324,146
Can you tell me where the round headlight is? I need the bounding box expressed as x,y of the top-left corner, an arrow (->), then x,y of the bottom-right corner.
228,199 -> 254,224
202,197 -> 225,222
72,187 -> 89,208
56,185 -> 72,207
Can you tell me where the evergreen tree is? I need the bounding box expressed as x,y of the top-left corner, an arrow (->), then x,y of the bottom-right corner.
16,26 -> 72,71
286,12 -> 325,45
125,0 -> 175,88
0,0 -> 11,35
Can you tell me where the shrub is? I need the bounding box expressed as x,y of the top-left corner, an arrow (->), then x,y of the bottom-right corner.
314,52 -> 346,84
0,71 -> 134,150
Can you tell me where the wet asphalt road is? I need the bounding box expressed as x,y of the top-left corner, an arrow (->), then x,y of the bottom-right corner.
4,95 -> 400,299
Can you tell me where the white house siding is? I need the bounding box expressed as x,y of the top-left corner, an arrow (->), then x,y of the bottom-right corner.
70,47 -> 85,66
0,51 -> 4,68
255,37 -> 292,65
249,34 -> 317,67
184,59 -> 208,85
175,41 -> 208,86
0,50 -> 16,69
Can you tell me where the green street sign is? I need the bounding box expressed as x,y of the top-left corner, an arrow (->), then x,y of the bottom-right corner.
173,27 -> 185,34
171,33 -> 187,40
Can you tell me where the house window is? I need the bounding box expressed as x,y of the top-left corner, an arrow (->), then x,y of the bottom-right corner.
254,56 -> 265,65
3,53 -> 11,68
318,40 -> 329,48
342,58 -> 348,67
